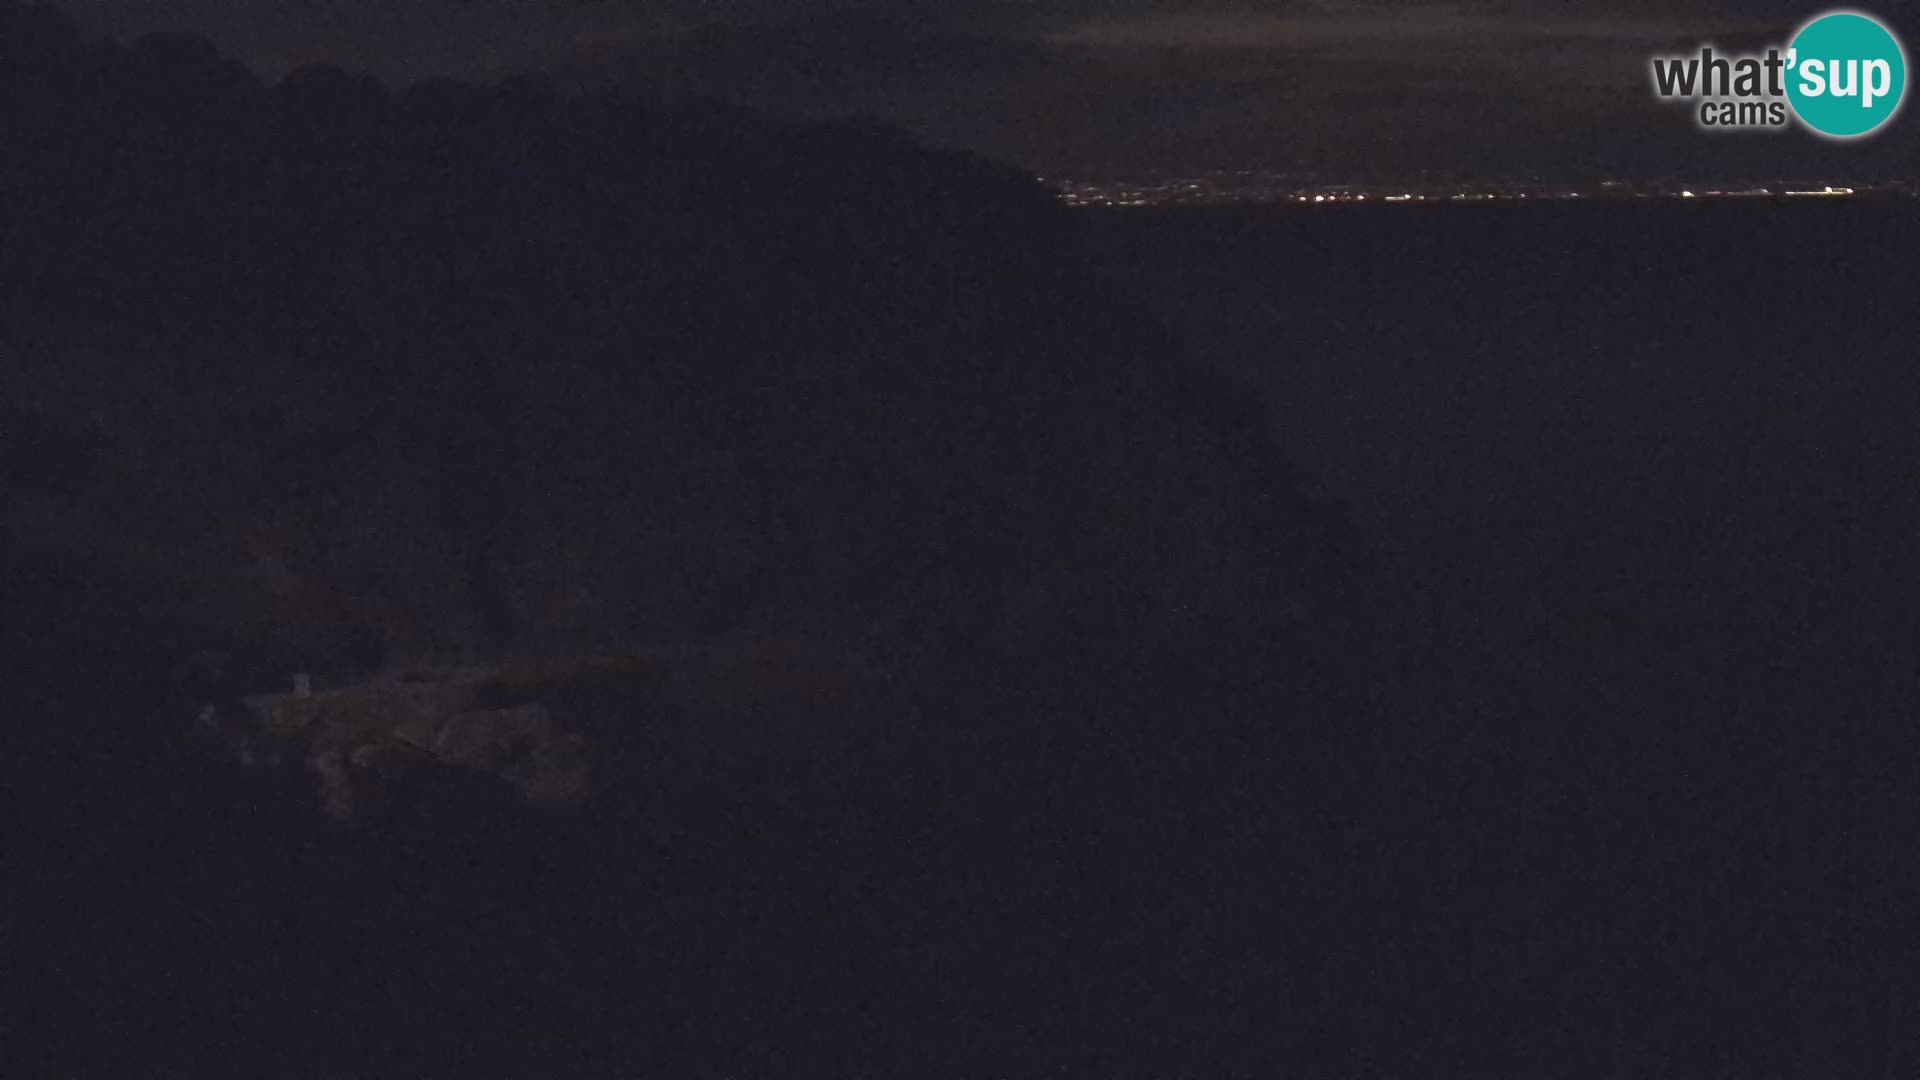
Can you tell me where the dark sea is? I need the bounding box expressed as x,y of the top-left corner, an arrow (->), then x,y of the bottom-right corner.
1093,199 -> 1920,1072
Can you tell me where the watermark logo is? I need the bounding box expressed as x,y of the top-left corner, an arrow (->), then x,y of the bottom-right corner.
1786,12 -> 1906,136
1650,10 -> 1906,139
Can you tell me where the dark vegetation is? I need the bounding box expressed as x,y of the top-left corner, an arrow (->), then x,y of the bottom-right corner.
3,5 -> 1374,1076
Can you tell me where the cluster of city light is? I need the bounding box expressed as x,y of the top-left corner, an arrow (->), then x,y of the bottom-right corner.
1046,176 -> 1894,209
1058,188 -> 1583,208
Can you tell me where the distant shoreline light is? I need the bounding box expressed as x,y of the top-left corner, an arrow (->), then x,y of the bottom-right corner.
1048,177 -> 1897,209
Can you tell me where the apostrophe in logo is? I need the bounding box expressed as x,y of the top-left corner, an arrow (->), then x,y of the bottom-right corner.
1649,9 -> 1906,139
1785,11 -> 1907,138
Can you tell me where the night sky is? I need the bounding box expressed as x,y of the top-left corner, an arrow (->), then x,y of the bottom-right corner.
43,1 -> 1920,182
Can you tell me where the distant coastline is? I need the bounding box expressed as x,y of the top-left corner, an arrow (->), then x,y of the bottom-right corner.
1051,174 -> 1916,208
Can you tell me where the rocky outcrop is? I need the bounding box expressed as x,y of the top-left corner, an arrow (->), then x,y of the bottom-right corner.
191,637 -> 888,819
201,669 -> 592,818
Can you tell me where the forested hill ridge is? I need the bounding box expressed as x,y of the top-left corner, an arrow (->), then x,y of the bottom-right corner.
3,10 -> 1386,1073
1,1 -> 1360,691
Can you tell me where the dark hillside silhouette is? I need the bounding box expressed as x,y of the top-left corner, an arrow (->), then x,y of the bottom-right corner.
3,2 -> 1357,671
2,6 -> 1382,1077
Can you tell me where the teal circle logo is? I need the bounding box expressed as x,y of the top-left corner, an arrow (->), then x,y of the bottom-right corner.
1786,11 -> 1907,138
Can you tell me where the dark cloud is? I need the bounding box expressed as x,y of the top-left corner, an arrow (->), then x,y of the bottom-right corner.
40,0 -> 1920,177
